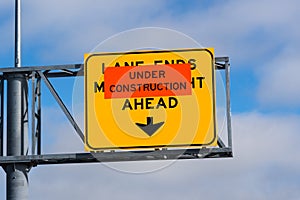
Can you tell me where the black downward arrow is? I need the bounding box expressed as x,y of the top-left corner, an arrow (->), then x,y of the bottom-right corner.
135,117 -> 164,137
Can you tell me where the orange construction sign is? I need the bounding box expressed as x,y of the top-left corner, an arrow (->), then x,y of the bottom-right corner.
104,64 -> 192,99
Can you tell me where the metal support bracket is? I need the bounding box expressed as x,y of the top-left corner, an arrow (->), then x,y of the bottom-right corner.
37,71 -> 84,141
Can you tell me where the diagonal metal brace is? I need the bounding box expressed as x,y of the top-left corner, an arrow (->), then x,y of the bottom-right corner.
37,71 -> 84,141
217,137 -> 226,148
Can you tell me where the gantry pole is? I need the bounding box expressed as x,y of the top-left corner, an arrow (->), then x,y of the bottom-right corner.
6,0 -> 29,199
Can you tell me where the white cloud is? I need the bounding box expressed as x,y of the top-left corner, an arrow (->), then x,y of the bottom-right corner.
17,112 -> 298,200
20,0 -> 169,64
2,0 -> 300,68
17,0 -> 296,76
1,0 -> 300,64
41,106 -> 83,154
257,51 -> 300,107
0,1 -> 14,66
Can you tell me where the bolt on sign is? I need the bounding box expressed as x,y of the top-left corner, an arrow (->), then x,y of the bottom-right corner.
84,48 -> 217,151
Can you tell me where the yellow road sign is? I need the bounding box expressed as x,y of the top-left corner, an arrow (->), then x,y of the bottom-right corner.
84,48 -> 217,151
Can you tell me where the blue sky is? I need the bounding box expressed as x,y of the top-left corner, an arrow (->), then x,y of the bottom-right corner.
1,0 -> 300,199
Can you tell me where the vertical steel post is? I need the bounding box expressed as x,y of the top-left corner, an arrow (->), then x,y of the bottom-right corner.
37,76 -> 41,155
31,72 -> 41,155
225,59 -> 232,149
31,72 -> 36,155
0,78 -> 3,156
6,0 -> 29,199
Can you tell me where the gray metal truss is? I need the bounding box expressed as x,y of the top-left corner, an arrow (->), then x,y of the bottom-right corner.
0,57 -> 232,167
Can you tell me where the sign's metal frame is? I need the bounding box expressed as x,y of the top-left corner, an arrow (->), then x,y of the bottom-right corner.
0,56 -> 232,168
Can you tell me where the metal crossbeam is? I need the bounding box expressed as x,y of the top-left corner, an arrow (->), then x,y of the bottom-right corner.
0,64 -> 82,74
0,148 -> 232,165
